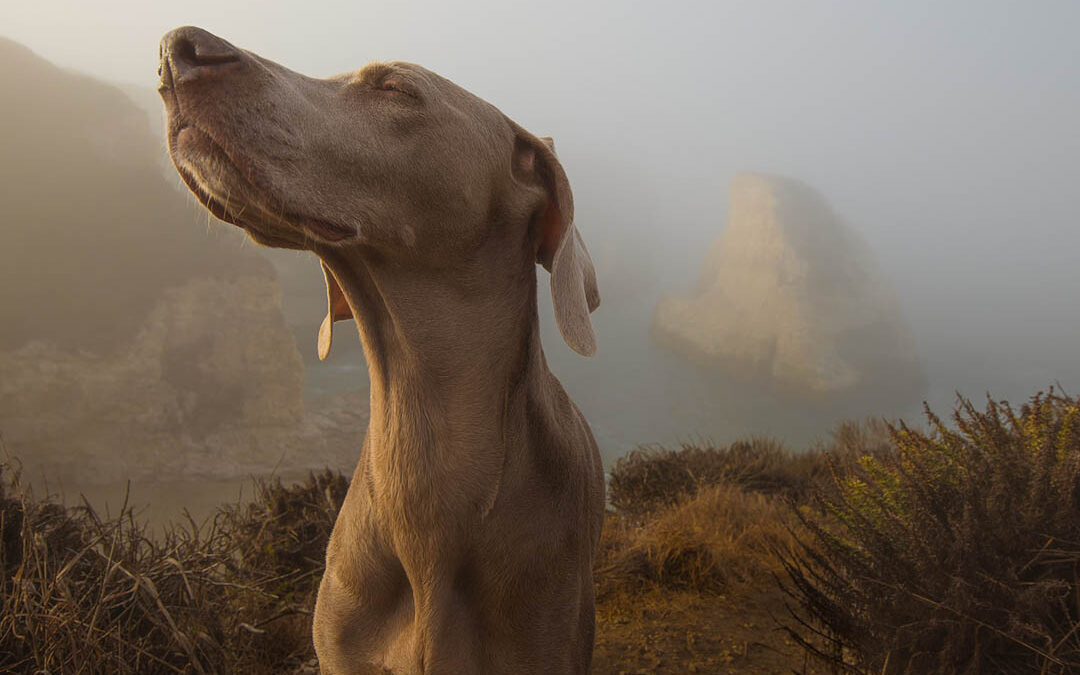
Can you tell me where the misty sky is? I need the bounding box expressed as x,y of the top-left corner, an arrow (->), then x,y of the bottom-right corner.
4,0 -> 1079,408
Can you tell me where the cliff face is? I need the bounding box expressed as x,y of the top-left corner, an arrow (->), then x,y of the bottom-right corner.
0,278 -> 312,479
0,287 -> 367,487
654,173 -> 923,396
0,37 -> 278,352
0,39 -> 346,483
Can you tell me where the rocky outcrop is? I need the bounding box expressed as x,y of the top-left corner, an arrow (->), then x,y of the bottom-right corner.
0,37 -> 273,353
653,173 -> 922,395
0,273 -> 371,486
0,40 -> 368,484
1,277 -> 322,482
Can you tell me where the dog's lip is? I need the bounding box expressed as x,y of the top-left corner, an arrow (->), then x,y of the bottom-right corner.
167,117 -> 357,244
174,162 -> 304,249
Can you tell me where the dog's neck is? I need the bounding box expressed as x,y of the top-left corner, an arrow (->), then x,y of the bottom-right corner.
316,243 -> 545,500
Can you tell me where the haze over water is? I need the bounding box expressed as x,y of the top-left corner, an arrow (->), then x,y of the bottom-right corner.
2,0 -> 1078,520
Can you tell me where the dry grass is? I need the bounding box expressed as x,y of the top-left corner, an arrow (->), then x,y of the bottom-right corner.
0,434 -> 811,674
0,463 -> 345,674
597,484 -> 797,599
595,441 -> 829,674
8,403 -> 1068,675
1,485 -> 227,673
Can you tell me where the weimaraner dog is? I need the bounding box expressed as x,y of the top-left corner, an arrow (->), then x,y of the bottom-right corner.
158,26 -> 605,675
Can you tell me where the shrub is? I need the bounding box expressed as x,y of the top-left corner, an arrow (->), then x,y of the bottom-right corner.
608,438 -> 830,517
782,390 -> 1080,674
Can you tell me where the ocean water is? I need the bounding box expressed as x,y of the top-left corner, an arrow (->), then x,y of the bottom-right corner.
48,288 -> 1074,528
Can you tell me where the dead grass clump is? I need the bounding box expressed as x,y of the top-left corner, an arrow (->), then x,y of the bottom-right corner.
0,461 -> 346,675
596,484 -> 797,600
782,390 -> 1080,675
216,470 -> 348,671
0,466 -> 232,673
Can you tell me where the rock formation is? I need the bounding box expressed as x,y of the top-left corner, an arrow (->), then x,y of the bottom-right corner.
0,278 -> 318,482
0,37 -> 275,352
653,173 -> 923,396
0,39 -> 365,484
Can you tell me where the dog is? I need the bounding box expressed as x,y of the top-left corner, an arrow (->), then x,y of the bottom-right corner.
159,26 -> 604,675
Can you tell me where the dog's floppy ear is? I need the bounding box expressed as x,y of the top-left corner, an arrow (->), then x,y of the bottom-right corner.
513,128 -> 600,356
317,262 -> 353,361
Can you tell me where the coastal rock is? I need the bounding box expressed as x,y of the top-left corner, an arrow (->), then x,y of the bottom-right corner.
653,173 -> 922,395
0,277 -> 315,482
0,39 -> 365,484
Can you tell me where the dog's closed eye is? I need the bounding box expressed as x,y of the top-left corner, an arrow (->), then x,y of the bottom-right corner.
355,63 -> 421,100
380,81 -> 419,99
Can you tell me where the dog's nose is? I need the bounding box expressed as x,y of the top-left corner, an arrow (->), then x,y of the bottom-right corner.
159,26 -> 241,85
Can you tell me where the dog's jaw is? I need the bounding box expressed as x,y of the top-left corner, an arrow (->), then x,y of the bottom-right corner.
159,56 -> 358,249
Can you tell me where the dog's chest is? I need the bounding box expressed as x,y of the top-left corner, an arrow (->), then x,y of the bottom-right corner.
364,437 -> 506,544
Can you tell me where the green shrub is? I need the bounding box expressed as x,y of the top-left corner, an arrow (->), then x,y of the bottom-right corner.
782,390 -> 1080,674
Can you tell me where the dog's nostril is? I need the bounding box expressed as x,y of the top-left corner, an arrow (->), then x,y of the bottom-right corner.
177,37 -> 239,66
173,36 -> 199,66
165,28 -> 241,74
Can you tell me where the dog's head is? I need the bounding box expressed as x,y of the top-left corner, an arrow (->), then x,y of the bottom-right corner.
158,26 -> 599,357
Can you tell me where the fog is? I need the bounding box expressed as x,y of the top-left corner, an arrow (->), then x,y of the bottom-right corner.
2,1 -> 1078,518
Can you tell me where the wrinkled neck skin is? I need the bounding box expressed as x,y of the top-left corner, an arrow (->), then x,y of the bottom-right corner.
314,235 -> 545,520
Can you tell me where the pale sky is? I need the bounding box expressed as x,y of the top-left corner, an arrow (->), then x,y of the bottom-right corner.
4,0 -> 1080,413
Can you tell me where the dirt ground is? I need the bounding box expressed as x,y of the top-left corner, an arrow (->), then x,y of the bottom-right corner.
594,586 -> 815,675
292,585 -> 816,675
